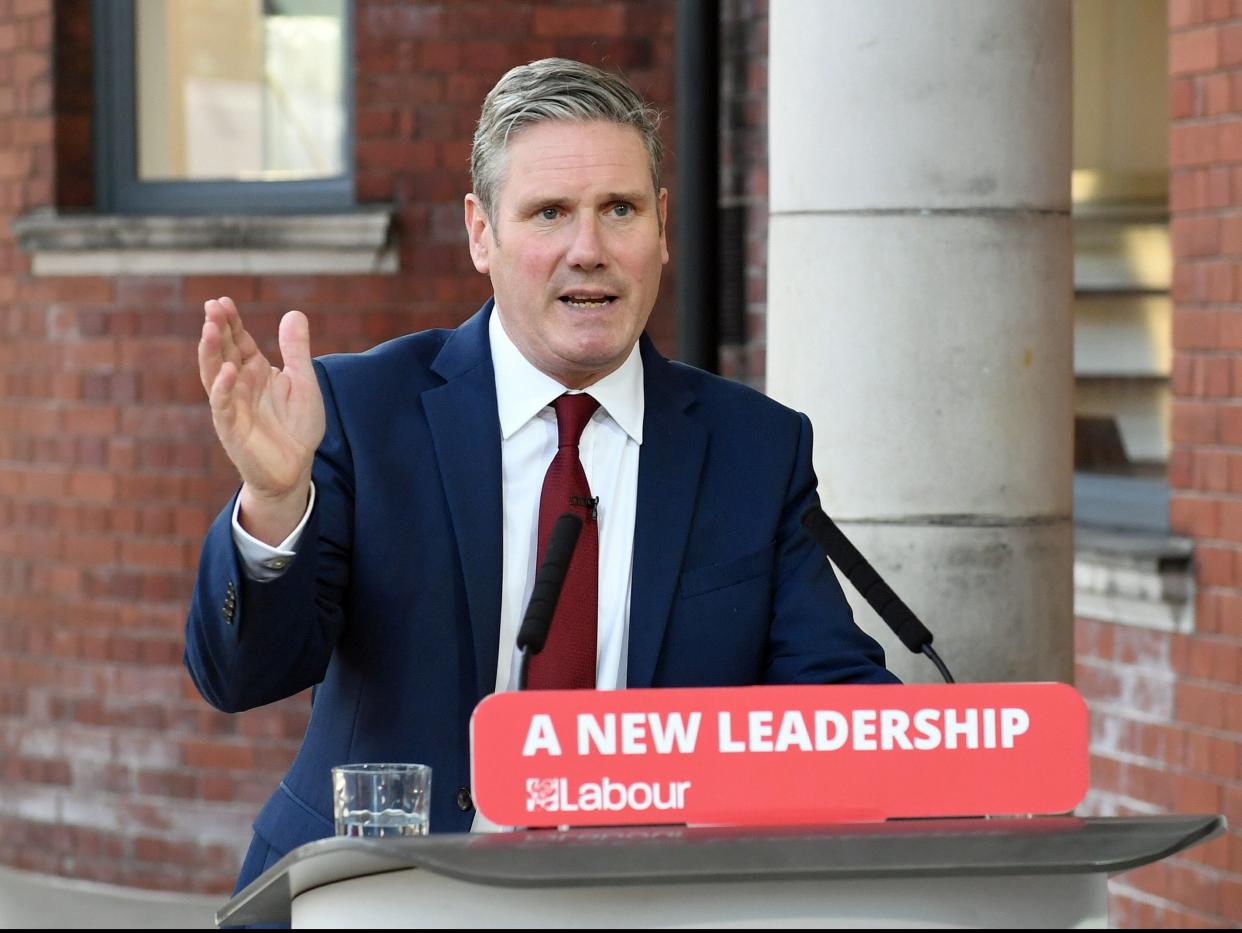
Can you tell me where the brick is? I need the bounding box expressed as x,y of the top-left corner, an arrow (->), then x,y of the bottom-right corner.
181,276 -> 258,307
1227,588 -> 1242,635
1195,589 -> 1221,635
1172,447 -> 1194,490
1074,617 -> 1115,660
256,276 -> 352,307
359,2 -> 442,39
355,108 -> 395,138
355,138 -> 438,173
1221,121 -> 1242,163
1187,631 -> 1237,680
1166,859 -> 1222,914
1172,0 -> 1207,26
1171,401 -> 1218,444
1223,503 -> 1242,543
1173,168 -> 1206,212
1208,734 -> 1239,779
1223,404 -> 1242,443
120,539 -> 187,572
66,474 -> 116,504
416,40 -> 463,73
1076,660 -> 1122,704
1182,834 -> 1232,879
17,276 -> 113,303
1222,878 -> 1242,921
1206,73 -> 1233,114
1205,265 -> 1235,304
445,70 -> 497,105
61,533 -> 116,565
1121,760 -> 1174,808
1116,719 -> 1185,767
1223,23 -> 1242,66
1113,626 -> 1172,668
1191,449 -> 1230,491
355,170 -> 394,202
1176,681 -> 1231,729
1175,216 -> 1221,257
114,276 -> 182,306
1209,167 -> 1233,209
1227,454 -> 1242,494
1172,75 -> 1202,120
178,740 -> 255,770
1222,311 -> 1242,350
1197,352 -> 1227,392
1175,311 -> 1222,352
533,4 -> 625,38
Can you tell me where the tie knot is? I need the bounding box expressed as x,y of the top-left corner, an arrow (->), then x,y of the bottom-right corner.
553,393 -> 599,448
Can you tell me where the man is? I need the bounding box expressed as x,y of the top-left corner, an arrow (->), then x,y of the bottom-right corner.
187,58 -> 897,893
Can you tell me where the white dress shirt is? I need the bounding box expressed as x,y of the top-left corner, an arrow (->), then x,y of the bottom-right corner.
232,309 -> 645,827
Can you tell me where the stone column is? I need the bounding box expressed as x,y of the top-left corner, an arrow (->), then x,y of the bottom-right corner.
767,0 -> 1074,683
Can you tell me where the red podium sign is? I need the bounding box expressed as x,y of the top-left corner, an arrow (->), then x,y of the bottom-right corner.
470,683 -> 1088,828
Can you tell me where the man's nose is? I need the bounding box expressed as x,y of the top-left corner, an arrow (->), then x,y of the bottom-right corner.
565,214 -> 607,269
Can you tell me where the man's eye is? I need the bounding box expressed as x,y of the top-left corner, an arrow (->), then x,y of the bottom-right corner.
540,207 -> 559,221
612,203 -> 631,217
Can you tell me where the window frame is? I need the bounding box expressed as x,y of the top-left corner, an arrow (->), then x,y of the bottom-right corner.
92,0 -> 355,215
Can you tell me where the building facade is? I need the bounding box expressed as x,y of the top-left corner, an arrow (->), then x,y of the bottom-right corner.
0,0 -> 1237,925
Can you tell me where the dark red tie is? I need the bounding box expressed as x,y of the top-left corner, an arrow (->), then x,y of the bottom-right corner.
527,393 -> 600,690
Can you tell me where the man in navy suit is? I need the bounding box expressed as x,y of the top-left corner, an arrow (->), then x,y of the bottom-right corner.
187,58 -> 896,893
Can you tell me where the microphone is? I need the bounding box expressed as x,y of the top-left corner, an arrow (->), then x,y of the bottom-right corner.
800,505 -> 955,683
516,513 -> 583,690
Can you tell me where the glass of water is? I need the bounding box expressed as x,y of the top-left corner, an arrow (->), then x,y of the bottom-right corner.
332,763 -> 431,837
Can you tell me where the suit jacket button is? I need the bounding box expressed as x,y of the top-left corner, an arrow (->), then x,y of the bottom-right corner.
456,787 -> 473,811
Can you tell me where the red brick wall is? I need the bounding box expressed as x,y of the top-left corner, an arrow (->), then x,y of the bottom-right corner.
1074,618 -> 1236,927
1072,1 -> 1242,926
0,0 -> 677,893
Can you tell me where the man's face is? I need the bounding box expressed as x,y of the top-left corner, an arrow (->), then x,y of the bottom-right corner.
465,120 -> 669,389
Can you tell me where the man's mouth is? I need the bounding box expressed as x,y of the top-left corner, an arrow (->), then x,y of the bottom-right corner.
559,293 -> 618,309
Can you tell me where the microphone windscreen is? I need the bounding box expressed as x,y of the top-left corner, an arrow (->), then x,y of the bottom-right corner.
801,505 -> 933,653
516,513 -> 583,655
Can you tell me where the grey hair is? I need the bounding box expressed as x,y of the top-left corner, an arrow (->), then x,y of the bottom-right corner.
470,58 -> 664,224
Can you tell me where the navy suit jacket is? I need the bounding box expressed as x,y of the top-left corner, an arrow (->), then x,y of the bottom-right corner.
185,301 -> 896,884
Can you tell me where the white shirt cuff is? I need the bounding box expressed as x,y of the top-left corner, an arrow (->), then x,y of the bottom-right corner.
230,483 -> 317,582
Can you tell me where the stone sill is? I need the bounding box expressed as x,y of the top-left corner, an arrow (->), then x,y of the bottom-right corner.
10,207 -> 398,276
1073,526 -> 1194,633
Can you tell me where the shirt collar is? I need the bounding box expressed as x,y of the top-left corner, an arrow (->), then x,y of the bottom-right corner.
489,305 -> 644,444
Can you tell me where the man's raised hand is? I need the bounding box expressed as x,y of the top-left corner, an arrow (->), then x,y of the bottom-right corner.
198,297 -> 326,545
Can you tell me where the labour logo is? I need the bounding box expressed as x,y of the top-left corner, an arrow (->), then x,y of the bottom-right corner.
526,778 -> 560,812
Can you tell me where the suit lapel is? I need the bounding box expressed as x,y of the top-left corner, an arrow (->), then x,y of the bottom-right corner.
627,339 -> 708,688
423,303 -> 503,701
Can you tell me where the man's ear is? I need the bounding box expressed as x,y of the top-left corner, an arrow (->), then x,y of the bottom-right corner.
464,193 -> 491,273
658,187 -> 669,265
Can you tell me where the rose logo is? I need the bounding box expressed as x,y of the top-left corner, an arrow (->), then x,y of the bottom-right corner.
526,778 -> 560,812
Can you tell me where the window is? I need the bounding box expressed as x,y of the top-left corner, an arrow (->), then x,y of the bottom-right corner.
1071,0 -> 1171,533
93,0 -> 352,214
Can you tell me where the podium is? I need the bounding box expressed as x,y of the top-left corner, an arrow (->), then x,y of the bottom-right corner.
216,814 -> 1222,928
